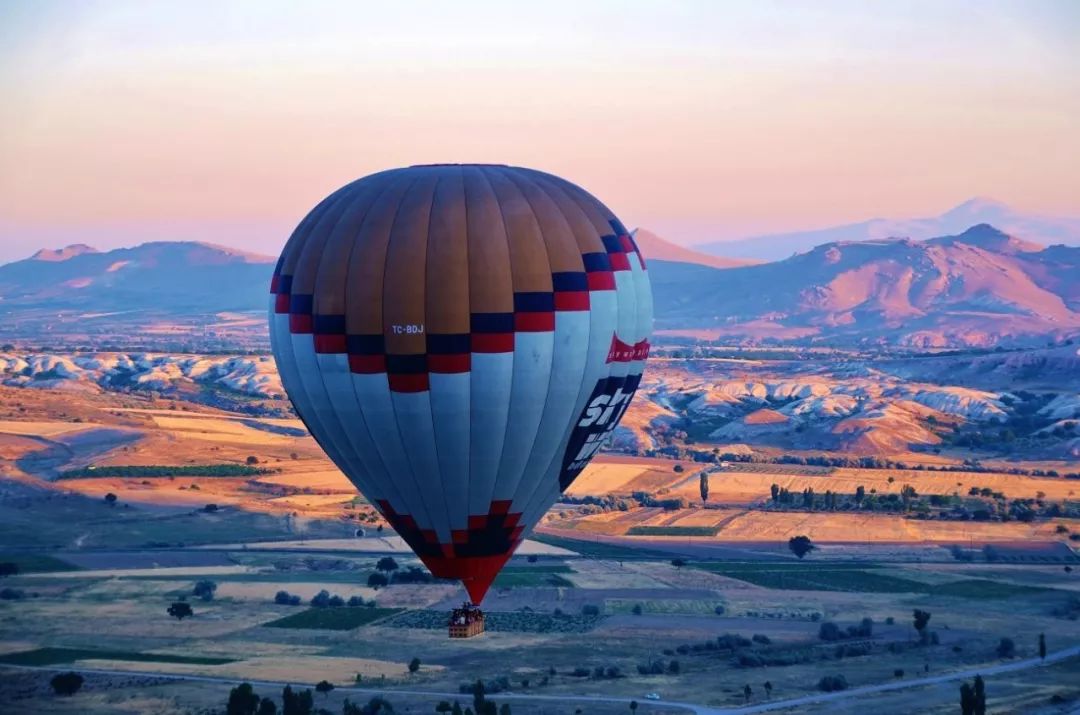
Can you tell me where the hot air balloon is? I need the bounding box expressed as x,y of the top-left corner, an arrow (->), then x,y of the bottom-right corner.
269,164 -> 651,610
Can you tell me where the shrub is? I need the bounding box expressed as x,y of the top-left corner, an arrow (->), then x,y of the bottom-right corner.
168,601 -> 193,620
368,572 -> 389,588
714,605 -> 726,616
894,669 -> 904,678
818,622 -> 843,641
193,580 -> 217,602
409,657 -> 421,674
817,675 -> 848,692
50,671 -> 84,696
275,590 -> 301,606
582,604 -> 600,616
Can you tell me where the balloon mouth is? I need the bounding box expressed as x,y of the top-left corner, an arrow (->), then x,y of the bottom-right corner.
419,553 -> 513,604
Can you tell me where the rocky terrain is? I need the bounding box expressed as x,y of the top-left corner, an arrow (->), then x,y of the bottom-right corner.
0,352 -> 282,399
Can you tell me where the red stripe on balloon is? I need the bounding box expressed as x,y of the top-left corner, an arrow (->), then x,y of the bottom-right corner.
514,312 -> 555,332
554,291 -> 590,311
388,373 -> 429,393
471,333 -> 514,353
290,314 -> 313,334
314,334 -> 347,354
586,272 -> 615,291
348,354 -> 386,373
428,353 -> 471,373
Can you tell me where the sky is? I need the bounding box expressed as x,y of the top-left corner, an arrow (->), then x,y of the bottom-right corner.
1,0 -> 1078,262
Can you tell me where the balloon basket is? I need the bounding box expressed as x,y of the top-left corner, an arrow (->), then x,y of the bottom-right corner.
448,602 -> 485,638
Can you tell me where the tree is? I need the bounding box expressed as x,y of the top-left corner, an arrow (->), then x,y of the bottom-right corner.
996,637 -> 1015,658
973,675 -> 986,715
960,683 -> 975,715
770,483 -> 780,502
315,680 -> 334,699
499,705 -> 511,715
854,485 -> 865,505
104,492 -> 118,506
472,679 -> 486,715
436,702 -> 453,713
377,556 -> 399,574
257,699 -> 277,715
227,683 -> 261,715
246,456 -> 259,465
699,472 -> 709,504
193,580 -> 217,602
763,681 -> 772,699
452,702 -> 464,715
788,535 -> 814,559
670,558 -> 686,569
50,671 -> 84,696
368,572 -> 389,588
0,562 -> 18,577
630,700 -> 638,713
743,684 -> 752,703
204,503 -> 219,513
1039,633 -> 1046,661
282,685 -> 314,715
912,609 -> 931,641
409,657 -> 421,674
168,601 -> 193,620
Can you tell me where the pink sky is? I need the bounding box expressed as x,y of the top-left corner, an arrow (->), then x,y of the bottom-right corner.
1,1 -> 1078,261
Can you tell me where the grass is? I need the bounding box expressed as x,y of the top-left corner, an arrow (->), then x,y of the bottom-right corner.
694,562 -> 1058,598
0,647 -> 233,666
530,532 -> 681,560
263,607 -> 403,630
493,563 -> 575,587
627,525 -> 720,537
0,553 -> 80,573
58,464 -> 268,479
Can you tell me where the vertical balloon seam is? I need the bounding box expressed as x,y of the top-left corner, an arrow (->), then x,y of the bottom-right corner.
317,177 -> 409,513
457,166 -> 473,520
290,186 -> 374,485
521,171 -> 621,515
309,181 -> 387,491
495,166 -> 580,527
276,187 -> 361,466
348,174 -> 433,533
509,171 -> 607,529
486,166 -> 556,520
472,165 -> 519,523
417,170 -> 458,545
380,173 -> 443,540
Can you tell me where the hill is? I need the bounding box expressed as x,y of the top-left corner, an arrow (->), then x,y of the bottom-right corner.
0,241 -> 273,313
631,228 -> 754,269
698,198 -> 1080,260
650,224 -> 1080,347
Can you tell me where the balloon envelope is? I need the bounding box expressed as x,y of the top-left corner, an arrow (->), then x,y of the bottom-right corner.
270,164 -> 651,602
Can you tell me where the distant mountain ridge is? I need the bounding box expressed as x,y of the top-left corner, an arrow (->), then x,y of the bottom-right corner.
698,198 -> 1080,260
0,241 -> 274,313
651,224 -> 1080,347
1,225 -> 1077,348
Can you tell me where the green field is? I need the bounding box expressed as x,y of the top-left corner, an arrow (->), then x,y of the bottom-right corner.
0,647 -> 234,666
695,562 -> 1057,597
0,553 -> 80,574
263,607 -> 403,630
58,464 -> 268,479
626,525 -> 720,537
530,532 -> 680,560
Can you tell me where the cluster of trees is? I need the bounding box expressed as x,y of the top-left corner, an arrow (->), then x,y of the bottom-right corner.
818,618 -> 873,642
959,675 -> 986,715
58,464 -> 268,479
304,589 -> 377,609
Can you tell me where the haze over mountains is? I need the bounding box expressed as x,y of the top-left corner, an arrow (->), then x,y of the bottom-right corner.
698,198 -> 1080,261
1,220 -> 1077,349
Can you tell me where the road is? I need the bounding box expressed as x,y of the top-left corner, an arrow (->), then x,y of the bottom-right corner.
5,643 -> 1079,714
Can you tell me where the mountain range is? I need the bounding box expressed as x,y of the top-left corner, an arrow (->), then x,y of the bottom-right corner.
698,198 -> 1080,261
1,222 -> 1076,348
